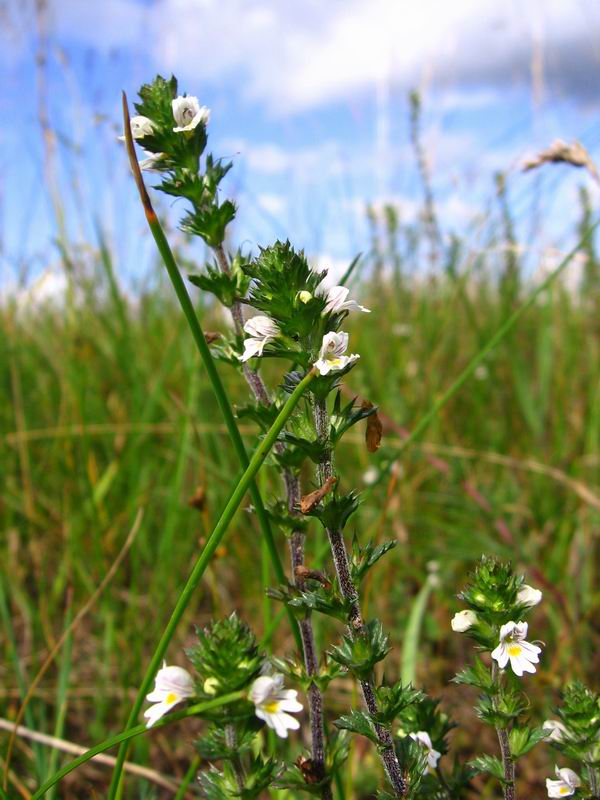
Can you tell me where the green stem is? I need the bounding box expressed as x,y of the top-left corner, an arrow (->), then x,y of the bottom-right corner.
31,693 -> 243,799
173,755 -> 201,800
107,368 -> 315,797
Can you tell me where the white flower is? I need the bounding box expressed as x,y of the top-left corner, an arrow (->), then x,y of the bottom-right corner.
172,95 -> 210,132
119,115 -> 155,141
543,719 -> 568,742
546,766 -> 581,797
410,731 -> 441,772
143,663 -> 195,728
318,285 -> 370,315
491,621 -> 542,677
139,151 -> 166,172
249,673 -> 303,739
451,610 -> 478,633
314,331 -> 359,375
239,316 -> 280,362
517,584 -> 543,607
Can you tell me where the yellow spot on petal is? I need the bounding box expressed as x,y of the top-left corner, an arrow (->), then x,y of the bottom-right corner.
560,790 -> 570,796
165,692 -> 178,704
507,645 -> 522,657
262,702 -> 280,713
328,357 -> 343,366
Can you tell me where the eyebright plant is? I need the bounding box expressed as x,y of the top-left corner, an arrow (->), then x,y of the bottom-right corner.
452,557 -> 547,799
91,74 -> 583,800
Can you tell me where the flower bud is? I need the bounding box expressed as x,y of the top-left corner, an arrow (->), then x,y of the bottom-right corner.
203,677 -> 220,695
451,609 -> 478,633
297,290 -> 312,304
517,584 -> 542,607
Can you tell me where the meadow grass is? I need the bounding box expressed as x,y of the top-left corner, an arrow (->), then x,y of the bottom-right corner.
1,209 -> 599,796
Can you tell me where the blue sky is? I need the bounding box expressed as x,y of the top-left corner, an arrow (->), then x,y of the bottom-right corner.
2,0 -> 600,289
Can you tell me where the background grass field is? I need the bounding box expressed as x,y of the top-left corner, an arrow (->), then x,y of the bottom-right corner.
1,175 -> 600,796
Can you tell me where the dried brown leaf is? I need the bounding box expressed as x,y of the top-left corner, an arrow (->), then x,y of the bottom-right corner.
300,476 -> 337,514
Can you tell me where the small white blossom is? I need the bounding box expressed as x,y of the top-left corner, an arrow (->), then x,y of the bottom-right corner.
546,766 -> 581,797
172,95 -> 210,132
517,584 -> 543,607
138,151 -> 166,172
119,115 -> 155,141
318,285 -> 370,315
363,466 -> 379,485
543,719 -> 568,742
144,663 -> 195,728
410,731 -> 441,772
451,609 -> 478,632
491,621 -> 542,677
239,316 -> 280,362
249,673 -> 303,739
314,331 -> 359,376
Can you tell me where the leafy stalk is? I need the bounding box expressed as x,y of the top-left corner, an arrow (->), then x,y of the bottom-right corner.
107,360 -> 315,797
491,661 -> 516,800
313,398 -> 407,797
213,244 -> 330,797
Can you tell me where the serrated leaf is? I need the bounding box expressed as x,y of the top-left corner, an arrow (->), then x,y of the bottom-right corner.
334,709 -> 379,744
469,755 -> 505,781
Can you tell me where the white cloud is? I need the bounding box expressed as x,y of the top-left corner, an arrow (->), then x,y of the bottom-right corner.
48,0 -> 600,113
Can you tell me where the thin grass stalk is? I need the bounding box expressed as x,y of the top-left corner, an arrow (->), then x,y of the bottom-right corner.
31,692 -> 244,799
107,368 -> 315,797
213,244 -> 330,795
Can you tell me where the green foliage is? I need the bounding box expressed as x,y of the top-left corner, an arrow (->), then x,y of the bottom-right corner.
398,696 -> 453,756
134,75 -> 208,172
329,390 -> 377,446
508,725 -> 548,758
243,241 -> 327,338
469,755 -> 505,781
476,688 -> 528,727
458,556 -> 525,623
329,619 -> 391,679
335,709 -> 379,744
196,727 -> 256,761
373,683 -> 425,726
189,259 -> 250,307
452,659 -> 497,692
181,199 -> 237,248
351,537 -> 397,584
186,613 -> 262,699
305,490 -> 360,530
551,681 -> 600,766
267,581 -> 350,623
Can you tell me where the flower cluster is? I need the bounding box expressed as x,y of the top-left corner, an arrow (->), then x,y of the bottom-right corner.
452,559 -> 547,794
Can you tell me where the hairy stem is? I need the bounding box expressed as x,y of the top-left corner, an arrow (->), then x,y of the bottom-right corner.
587,763 -> 599,799
313,397 -> 407,797
491,661 -> 516,800
225,724 -> 245,792
215,244 -> 330,797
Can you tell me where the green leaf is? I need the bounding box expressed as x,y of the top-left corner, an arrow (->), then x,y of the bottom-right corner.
328,619 -> 391,680
334,709 -> 379,744
351,537 -> 397,584
452,659 -> 496,692
372,682 -> 424,725
469,755 -> 505,781
306,490 -> 360,531
509,725 -> 547,758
